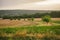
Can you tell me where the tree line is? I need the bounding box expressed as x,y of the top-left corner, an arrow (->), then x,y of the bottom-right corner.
0,11 -> 60,20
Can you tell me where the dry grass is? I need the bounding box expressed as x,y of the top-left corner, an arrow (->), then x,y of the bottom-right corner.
0,18 -> 60,28
51,18 -> 60,20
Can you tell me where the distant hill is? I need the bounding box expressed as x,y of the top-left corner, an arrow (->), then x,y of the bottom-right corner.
0,10 -> 51,16
0,10 -> 60,18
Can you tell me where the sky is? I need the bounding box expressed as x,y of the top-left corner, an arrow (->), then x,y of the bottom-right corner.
0,0 -> 60,10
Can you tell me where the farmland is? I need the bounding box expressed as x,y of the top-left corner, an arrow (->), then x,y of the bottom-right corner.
0,26 -> 60,40
0,18 -> 60,27
0,18 -> 60,40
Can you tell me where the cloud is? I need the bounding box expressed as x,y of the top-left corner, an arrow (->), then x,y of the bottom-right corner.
0,0 -> 60,10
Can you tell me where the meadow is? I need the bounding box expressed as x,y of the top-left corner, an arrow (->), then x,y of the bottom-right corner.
0,18 -> 60,40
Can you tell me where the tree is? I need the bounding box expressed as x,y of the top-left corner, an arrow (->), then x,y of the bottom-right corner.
42,15 -> 51,24
9,16 -> 13,20
17,17 -> 21,20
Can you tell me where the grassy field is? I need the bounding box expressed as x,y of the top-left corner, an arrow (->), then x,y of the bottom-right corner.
0,18 -> 60,40
0,18 -> 60,27
0,26 -> 60,40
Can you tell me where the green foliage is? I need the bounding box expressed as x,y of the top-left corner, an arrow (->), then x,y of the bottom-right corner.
31,17 -> 34,21
17,18 -> 21,20
0,10 -> 60,18
0,25 -> 60,34
1,11 -> 60,20
52,20 -> 60,24
10,17 -> 13,20
0,25 -> 60,40
17,16 -> 21,20
42,15 -> 51,23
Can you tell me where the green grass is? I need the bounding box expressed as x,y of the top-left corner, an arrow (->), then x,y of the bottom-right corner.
0,25 -> 60,40
0,25 -> 60,34
52,20 -> 60,24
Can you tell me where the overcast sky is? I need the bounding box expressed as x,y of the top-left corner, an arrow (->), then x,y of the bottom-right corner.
0,0 -> 60,10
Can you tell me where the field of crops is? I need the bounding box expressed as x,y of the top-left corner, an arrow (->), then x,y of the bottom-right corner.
0,18 -> 60,40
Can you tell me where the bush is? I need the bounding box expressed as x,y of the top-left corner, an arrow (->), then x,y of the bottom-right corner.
42,15 -> 51,24
31,17 -> 34,21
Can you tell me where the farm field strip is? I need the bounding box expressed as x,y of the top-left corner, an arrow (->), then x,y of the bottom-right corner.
0,18 -> 60,28
0,25 -> 60,40
0,18 -> 60,40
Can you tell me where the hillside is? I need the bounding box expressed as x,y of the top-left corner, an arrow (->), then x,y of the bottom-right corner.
0,10 -> 60,18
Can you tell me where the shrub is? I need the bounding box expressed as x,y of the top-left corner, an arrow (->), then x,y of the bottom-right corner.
17,18 -> 21,20
31,17 -> 34,21
9,17 -> 13,20
42,15 -> 51,24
